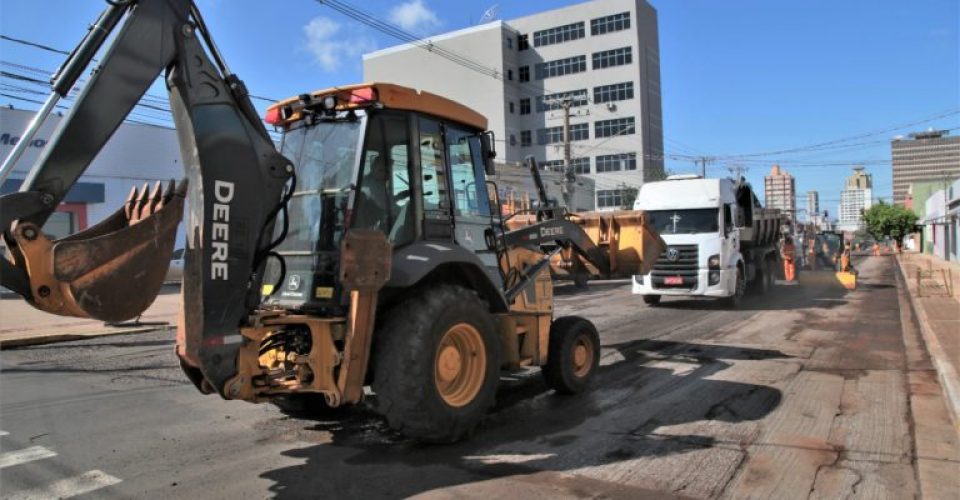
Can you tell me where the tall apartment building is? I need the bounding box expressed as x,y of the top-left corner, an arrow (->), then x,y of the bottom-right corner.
806,190 -> 819,221
363,0 -> 664,210
838,167 -> 873,231
764,164 -> 796,220
891,129 -> 960,205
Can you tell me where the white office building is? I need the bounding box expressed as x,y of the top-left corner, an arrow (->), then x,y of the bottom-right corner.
837,167 -> 873,232
363,0 -> 664,210
0,107 -> 185,249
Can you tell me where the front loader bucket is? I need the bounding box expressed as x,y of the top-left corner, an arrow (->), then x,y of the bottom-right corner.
12,181 -> 186,322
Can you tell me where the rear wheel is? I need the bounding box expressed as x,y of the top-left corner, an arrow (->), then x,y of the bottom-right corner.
642,294 -> 661,306
542,316 -> 601,394
372,285 -> 500,443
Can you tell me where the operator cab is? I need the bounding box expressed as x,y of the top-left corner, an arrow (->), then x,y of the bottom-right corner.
260,84 -> 498,313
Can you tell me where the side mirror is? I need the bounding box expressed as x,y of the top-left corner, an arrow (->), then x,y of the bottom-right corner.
480,131 -> 497,176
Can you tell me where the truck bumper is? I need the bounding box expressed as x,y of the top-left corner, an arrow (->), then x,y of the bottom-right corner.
631,268 -> 735,298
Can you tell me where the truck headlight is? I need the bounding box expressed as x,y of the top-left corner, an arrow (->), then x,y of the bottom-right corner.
709,270 -> 721,285
708,254 -> 720,269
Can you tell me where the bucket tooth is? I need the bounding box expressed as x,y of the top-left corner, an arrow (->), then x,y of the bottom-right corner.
140,181 -> 163,219
124,185 -> 138,219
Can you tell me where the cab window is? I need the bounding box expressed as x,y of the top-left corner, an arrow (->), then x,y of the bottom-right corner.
445,125 -> 490,217
354,113 -> 415,245
418,118 -> 450,214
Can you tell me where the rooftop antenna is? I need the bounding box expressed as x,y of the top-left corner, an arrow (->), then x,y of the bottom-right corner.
478,4 -> 499,24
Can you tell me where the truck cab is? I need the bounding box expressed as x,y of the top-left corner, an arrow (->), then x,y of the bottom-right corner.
631,175 -> 779,306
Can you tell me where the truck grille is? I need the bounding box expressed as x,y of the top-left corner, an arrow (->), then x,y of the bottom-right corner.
651,245 -> 699,289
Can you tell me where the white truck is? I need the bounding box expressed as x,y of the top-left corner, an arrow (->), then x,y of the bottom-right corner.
632,175 -> 782,307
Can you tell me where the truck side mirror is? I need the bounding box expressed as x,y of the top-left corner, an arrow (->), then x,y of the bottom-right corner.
735,207 -> 745,227
480,131 -> 497,176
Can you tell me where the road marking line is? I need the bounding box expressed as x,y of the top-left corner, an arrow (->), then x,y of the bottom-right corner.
0,430 -> 8,436
5,469 -> 122,500
0,446 -> 57,469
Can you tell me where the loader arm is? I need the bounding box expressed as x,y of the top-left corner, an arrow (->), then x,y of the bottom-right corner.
0,0 -> 292,395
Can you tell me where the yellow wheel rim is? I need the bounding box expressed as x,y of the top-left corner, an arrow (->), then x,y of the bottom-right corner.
571,335 -> 593,378
435,323 -> 486,408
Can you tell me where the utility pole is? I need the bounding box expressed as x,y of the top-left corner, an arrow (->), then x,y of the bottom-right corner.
944,170 -> 950,261
694,156 -> 713,177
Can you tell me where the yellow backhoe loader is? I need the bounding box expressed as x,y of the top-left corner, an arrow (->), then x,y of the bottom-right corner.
0,0 -> 664,442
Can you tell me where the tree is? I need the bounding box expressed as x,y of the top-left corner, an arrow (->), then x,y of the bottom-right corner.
617,183 -> 638,210
862,202 -> 918,248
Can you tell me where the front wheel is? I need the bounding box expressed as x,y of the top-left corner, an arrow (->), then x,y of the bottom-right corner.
372,285 -> 500,443
724,266 -> 745,308
642,294 -> 661,306
542,316 -> 601,394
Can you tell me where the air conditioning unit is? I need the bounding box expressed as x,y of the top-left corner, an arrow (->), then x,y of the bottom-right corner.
606,103 -> 617,111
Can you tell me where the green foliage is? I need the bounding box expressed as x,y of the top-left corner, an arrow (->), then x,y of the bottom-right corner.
862,202 -> 919,244
618,183 -> 639,210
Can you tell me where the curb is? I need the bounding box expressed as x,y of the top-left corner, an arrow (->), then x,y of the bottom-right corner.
0,324 -> 173,349
896,256 -> 960,432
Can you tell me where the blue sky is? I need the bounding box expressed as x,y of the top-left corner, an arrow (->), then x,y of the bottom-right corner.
1,0 -> 957,215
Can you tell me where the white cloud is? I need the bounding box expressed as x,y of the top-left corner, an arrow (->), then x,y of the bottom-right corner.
389,0 -> 441,34
302,16 -> 375,72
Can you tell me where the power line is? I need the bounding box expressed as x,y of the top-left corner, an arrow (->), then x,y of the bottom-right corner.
717,108 -> 960,159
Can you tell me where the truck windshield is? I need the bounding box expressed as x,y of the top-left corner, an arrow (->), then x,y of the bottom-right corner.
644,208 -> 720,235
274,117 -> 364,253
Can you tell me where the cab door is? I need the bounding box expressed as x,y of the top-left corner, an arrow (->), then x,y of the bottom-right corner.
443,125 -> 498,275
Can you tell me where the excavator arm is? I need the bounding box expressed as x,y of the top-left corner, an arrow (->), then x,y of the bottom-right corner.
0,0 -> 293,395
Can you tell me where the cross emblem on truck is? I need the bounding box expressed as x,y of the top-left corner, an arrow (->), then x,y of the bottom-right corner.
670,213 -> 682,233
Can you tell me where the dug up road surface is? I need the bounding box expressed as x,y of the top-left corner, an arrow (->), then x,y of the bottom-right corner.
1,256 -> 957,499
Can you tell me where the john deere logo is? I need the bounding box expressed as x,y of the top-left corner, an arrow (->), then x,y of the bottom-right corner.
666,248 -> 680,262
287,274 -> 301,291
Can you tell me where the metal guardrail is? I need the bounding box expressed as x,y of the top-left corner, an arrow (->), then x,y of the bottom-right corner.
916,267 -> 954,298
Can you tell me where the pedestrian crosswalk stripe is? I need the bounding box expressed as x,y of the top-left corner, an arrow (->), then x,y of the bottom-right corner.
0,446 -> 58,469
5,470 -> 122,500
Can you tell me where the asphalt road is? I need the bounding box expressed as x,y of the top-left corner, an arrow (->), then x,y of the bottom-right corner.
0,256 -> 953,499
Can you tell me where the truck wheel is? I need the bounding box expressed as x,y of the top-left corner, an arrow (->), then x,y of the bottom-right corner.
372,285 -> 500,443
752,260 -> 772,295
765,259 -> 776,290
725,266 -> 745,307
542,316 -> 601,394
642,295 -> 661,306
271,394 -> 344,419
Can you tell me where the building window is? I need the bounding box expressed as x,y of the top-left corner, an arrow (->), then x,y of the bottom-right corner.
540,158 -> 590,174
509,102 -> 515,114
592,47 -> 632,70
518,66 -> 530,82
595,153 -> 637,172
519,98 -> 531,115
593,82 -> 634,103
591,12 -> 631,36
518,34 -> 530,51
536,55 -> 587,80
506,37 -> 513,49
533,22 -> 585,47
520,130 -> 531,147
510,134 -> 517,146
595,117 -> 635,138
535,89 -> 588,112
597,189 -> 624,209
507,69 -> 513,81
537,123 -> 588,145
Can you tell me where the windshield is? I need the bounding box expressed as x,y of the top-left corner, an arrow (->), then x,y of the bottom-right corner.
275,117 -> 364,253
645,208 -> 720,235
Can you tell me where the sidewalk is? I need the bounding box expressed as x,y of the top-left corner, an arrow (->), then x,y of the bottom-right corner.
0,286 -> 179,348
897,252 -> 960,432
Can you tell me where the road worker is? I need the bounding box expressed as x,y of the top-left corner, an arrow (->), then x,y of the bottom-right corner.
781,235 -> 797,282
